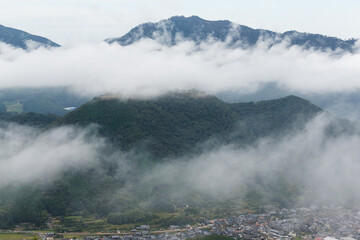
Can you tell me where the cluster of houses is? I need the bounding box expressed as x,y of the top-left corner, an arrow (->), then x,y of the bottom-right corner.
205,206 -> 360,239
45,206 -> 360,240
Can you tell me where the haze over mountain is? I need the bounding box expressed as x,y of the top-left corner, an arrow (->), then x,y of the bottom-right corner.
0,24 -> 60,49
106,16 -> 357,52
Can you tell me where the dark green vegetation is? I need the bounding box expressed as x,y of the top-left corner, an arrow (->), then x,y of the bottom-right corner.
0,87 -> 90,116
0,92 -> 323,231
231,96 -> 322,137
59,92 -> 320,158
0,232 -> 38,239
191,235 -> 234,240
0,111 -> 60,127
106,16 -> 356,52
60,92 -> 239,158
0,24 -> 59,49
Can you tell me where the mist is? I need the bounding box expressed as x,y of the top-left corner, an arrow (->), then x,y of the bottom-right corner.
0,112 -> 360,224
0,38 -> 360,99
0,123 -> 104,187
132,113 -> 360,208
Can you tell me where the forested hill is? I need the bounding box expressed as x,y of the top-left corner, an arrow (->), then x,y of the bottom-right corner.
0,93 -> 325,229
58,93 -> 322,158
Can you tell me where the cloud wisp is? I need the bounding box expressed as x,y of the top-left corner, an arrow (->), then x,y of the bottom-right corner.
0,123 -> 103,187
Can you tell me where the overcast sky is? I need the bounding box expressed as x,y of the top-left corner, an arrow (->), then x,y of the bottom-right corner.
1,0 -> 359,46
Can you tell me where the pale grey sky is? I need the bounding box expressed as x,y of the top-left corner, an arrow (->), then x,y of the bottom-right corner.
0,0 -> 359,46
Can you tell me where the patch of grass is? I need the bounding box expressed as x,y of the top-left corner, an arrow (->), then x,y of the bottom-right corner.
0,233 -> 37,239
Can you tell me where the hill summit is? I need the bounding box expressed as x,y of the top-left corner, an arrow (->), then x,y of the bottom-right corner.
59,93 -> 322,157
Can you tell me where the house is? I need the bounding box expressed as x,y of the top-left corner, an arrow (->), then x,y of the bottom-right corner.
169,225 -> 179,230
139,225 -> 150,230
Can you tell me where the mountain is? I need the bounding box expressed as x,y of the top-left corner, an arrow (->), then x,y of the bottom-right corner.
106,16 -> 356,52
0,24 -> 60,49
0,93 -> 326,230
59,93 -> 321,158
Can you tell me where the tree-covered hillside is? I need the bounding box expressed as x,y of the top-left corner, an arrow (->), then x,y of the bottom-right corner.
0,93 -> 324,230
59,93 -> 321,158
230,95 -> 322,137
59,92 -> 239,158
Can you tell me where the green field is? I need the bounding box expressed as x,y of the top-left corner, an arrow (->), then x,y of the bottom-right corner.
0,233 -> 37,239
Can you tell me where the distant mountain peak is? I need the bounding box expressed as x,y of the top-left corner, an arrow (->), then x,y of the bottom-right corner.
0,24 -> 60,49
106,16 -> 356,52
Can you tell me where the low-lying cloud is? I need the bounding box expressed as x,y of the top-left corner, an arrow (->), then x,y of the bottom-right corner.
140,113 -> 360,207
0,39 -> 360,99
1,113 -> 360,208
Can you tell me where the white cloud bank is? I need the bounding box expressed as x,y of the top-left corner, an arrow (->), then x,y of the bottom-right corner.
0,39 -> 360,99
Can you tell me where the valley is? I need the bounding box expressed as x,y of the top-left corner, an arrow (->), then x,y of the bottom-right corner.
0,92 -> 357,238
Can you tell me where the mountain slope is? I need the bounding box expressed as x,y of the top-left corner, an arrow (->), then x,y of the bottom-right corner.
231,95 -> 322,137
106,16 -> 356,51
0,24 -> 60,49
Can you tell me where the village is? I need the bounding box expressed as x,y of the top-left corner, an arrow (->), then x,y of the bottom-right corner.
41,206 -> 360,240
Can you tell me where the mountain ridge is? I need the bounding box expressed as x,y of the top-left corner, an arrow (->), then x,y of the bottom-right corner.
0,24 -> 60,49
58,93 -> 322,158
106,15 -> 356,52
